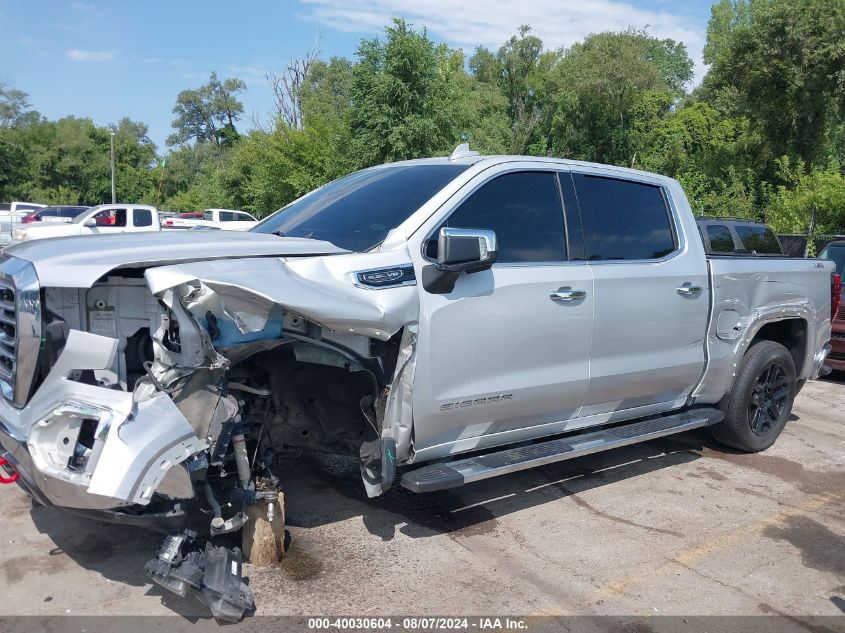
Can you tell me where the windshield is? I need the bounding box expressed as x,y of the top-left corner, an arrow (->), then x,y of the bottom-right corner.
71,208 -> 96,223
252,164 -> 469,251
821,244 -> 845,276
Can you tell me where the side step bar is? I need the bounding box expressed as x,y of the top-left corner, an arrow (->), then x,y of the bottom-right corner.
401,407 -> 723,493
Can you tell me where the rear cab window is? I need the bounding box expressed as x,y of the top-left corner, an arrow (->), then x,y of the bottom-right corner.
734,225 -> 782,254
706,224 -> 735,252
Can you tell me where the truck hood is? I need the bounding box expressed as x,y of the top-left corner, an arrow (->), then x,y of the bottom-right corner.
11,222 -> 81,240
4,230 -> 346,288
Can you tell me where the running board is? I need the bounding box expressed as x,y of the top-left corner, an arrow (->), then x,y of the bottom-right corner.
401,407 -> 722,493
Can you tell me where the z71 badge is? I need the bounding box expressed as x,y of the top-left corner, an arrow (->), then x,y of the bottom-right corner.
440,394 -> 513,411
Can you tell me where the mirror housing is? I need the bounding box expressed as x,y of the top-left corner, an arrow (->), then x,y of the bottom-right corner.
83,217 -> 97,227
422,228 -> 498,294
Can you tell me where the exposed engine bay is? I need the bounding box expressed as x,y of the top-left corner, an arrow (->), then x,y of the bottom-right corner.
11,252 -> 419,620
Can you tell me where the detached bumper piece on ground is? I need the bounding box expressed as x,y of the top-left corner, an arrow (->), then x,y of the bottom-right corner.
145,531 -> 255,622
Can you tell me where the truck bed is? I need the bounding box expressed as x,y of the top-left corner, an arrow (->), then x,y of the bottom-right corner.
693,255 -> 835,403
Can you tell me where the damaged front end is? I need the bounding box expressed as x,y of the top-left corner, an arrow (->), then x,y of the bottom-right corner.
0,252 -> 419,620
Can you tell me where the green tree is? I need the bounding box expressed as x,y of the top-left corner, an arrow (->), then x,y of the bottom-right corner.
632,98 -> 766,217
0,82 -> 38,127
470,27 -> 558,153
703,0 -> 845,166
348,19 -> 465,166
547,29 -> 693,165
168,72 -> 247,147
765,158 -> 845,236
0,84 -> 42,199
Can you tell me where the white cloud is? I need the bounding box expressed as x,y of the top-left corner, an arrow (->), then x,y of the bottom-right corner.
298,0 -> 707,84
141,57 -> 186,66
65,48 -> 118,62
67,1 -> 106,29
69,1 -> 100,17
227,64 -> 269,85
52,22 -> 83,33
179,71 -> 205,81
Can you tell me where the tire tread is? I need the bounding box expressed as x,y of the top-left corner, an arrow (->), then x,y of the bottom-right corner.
710,340 -> 796,452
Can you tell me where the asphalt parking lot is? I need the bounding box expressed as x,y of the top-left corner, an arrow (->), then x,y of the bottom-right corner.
1,375 -> 843,621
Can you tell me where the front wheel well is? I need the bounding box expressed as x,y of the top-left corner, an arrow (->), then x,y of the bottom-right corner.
749,318 -> 807,377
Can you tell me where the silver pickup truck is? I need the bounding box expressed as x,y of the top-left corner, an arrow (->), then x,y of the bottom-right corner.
0,148 -> 838,619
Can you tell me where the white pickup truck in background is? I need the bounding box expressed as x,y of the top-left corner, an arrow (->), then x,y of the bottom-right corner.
10,204 -> 160,243
0,202 -> 48,245
0,201 -> 47,219
162,208 -> 257,231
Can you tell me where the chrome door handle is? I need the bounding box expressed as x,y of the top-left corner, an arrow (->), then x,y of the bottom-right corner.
550,288 -> 587,302
676,284 -> 703,296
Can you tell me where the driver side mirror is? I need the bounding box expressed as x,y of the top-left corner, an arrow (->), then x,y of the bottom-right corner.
422,228 -> 498,294
83,217 -> 97,227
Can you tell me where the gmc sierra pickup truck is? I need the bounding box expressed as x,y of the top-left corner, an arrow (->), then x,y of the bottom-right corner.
0,147 -> 838,620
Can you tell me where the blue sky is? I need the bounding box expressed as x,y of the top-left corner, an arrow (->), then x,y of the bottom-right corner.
1,0 -> 715,152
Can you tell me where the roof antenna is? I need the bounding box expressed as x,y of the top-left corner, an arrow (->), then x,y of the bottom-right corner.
449,143 -> 480,160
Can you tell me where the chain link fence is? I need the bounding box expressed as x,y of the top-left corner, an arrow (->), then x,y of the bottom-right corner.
777,234 -> 845,258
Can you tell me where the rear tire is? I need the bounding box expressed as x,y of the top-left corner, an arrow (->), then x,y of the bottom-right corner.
711,340 -> 796,452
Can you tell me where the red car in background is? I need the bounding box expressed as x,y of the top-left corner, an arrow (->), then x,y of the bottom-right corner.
163,212 -> 203,227
820,240 -> 845,373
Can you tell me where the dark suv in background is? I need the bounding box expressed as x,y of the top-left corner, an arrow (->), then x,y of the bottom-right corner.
820,240 -> 845,373
696,218 -> 783,255
21,205 -> 89,224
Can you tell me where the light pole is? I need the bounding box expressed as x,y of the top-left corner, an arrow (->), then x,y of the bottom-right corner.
109,129 -> 116,203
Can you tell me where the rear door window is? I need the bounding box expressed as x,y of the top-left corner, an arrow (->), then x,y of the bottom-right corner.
706,224 -> 735,252
571,174 -> 676,260
735,225 -> 782,254
133,208 -> 153,227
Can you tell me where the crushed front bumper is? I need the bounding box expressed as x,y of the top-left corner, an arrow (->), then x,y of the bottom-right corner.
0,329 -> 205,526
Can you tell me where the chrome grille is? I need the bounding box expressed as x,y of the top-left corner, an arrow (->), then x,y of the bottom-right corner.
0,280 -> 16,385
0,256 -> 41,408
837,304 -> 845,322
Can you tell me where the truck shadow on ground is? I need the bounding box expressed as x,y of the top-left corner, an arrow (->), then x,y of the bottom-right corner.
26,427 -> 723,586
279,427 -> 726,541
